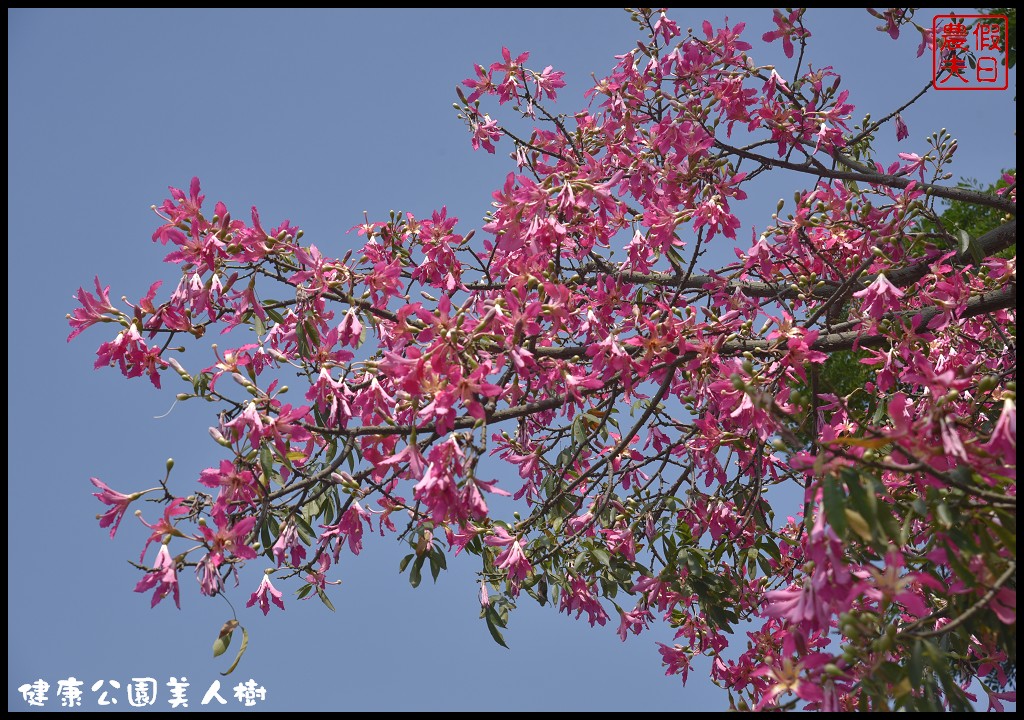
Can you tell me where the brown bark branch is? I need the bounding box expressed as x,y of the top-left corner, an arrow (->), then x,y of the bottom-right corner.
716,141 -> 1017,214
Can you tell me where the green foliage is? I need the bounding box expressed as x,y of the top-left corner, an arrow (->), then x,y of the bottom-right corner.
920,172 -> 1017,251
980,7 -> 1016,68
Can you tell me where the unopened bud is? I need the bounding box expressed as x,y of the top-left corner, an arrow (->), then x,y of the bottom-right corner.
209,427 -> 231,447
165,357 -> 192,380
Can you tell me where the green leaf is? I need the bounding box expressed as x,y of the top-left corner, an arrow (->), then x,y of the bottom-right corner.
296,319 -> 309,359
663,534 -> 678,564
409,554 -> 425,588
989,509 -> 1017,548
304,317 -> 321,348
591,547 -> 611,568
293,514 -> 316,545
317,589 -> 336,612
759,538 -> 782,563
212,631 -> 233,658
823,475 -> 848,538
296,584 -> 312,600
320,491 -> 336,526
220,626 -> 249,676
260,518 -> 276,560
572,416 -> 588,445
845,472 -> 880,546
259,443 -> 275,488
399,553 -> 414,573
909,640 -> 924,687
324,440 -> 339,466
874,496 -> 901,543
845,509 -> 873,541
253,313 -> 266,337
485,608 -> 510,649
264,305 -> 284,324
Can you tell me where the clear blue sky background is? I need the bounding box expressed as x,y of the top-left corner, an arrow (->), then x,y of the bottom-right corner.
8,8 -> 1015,712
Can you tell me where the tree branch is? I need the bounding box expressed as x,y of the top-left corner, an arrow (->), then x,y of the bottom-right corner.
716,141 -> 1018,214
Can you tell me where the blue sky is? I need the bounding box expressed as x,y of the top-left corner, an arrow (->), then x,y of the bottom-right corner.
7,8 -> 1015,712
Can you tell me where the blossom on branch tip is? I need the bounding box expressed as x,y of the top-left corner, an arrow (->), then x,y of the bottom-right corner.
984,399 -> 1016,466
762,9 -> 810,59
272,521 -> 307,568
319,502 -> 372,559
91,478 -> 139,539
134,545 -> 180,609
851,273 -> 904,320
67,277 -> 118,341
894,113 -> 909,142
246,574 -> 285,615
483,527 -> 532,593
138,498 -> 190,561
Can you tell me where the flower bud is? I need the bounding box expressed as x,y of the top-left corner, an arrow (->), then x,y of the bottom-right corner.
209,427 -> 231,447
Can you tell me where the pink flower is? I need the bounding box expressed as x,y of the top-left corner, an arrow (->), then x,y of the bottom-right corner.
304,552 -> 337,595
558,575 -> 609,627
483,527 -> 532,592
470,112 -> 502,154
896,151 -> 925,180
894,113 -> 909,142
67,276 -> 118,341
319,501 -> 372,559
463,64 -> 496,102
272,521 -> 308,568
914,26 -> 935,57
984,399 -> 1016,465
153,176 -> 205,238
246,574 -> 285,615
658,643 -> 692,684
762,577 -> 829,631
852,273 -> 905,319
198,460 -> 259,508
91,477 -> 137,538
862,549 -> 942,619
413,462 -> 461,524
94,323 -> 167,388
601,524 -> 637,562
489,46 -> 530,105
134,545 -> 180,609
138,498 -> 189,561
762,9 -> 810,58
751,654 -> 830,710
566,510 -> 595,537
194,551 -> 223,596
532,65 -> 566,100
337,308 -> 363,348
868,7 -> 905,40
652,11 -> 681,43
985,689 -> 1017,713
616,605 -> 653,641
199,506 -> 258,566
